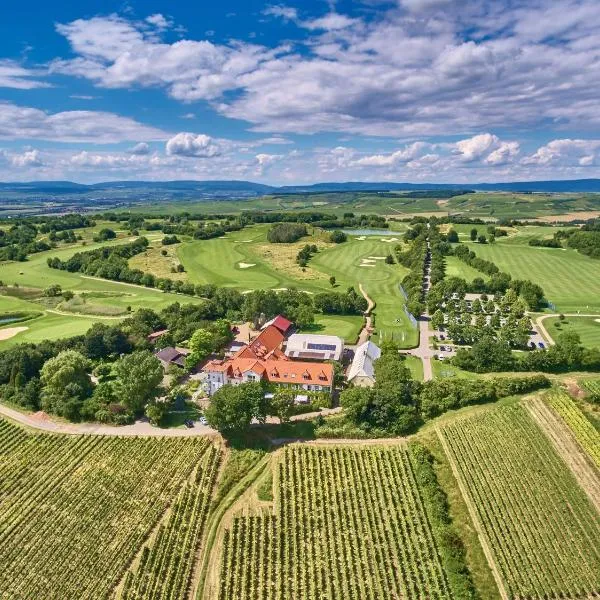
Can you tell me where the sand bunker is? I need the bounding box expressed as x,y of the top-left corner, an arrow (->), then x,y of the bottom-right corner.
380,237 -> 399,243
595,319 -> 600,324
361,259 -> 376,264
0,326 -> 28,341
356,236 -> 367,241
358,264 -> 376,268
273,288 -> 288,292
238,262 -> 256,269
368,256 -> 386,260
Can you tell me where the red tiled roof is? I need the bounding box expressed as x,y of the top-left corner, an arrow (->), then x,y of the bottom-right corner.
271,315 -> 293,333
235,325 -> 284,360
205,356 -> 333,386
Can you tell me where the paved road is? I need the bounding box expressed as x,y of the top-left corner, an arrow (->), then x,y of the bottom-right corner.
535,313 -> 600,346
0,402 -> 217,437
0,402 -> 343,437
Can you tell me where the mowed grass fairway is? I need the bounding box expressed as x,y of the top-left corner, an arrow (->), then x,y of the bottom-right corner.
448,227 -> 600,312
178,225 -> 418,345
0,418 -> 220,600
0,234 -> 203,347
545,316 -> 600,348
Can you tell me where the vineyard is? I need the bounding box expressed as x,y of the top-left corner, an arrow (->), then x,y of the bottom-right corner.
218,444 -> 463,600
0,418 -> 219,600
580,378 -> 600,403
439,404 -> 600,599
545,391 -> 600,468
120,444 -> 221,600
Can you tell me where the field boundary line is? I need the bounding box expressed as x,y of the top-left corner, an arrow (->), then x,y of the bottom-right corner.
525,397 -> 600,513
194,455 -> 271,600
436,426 -> 508,600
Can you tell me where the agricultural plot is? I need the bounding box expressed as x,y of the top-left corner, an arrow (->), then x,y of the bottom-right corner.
0,419 -> 219,599
544,392 -> 600,468
219,444 -> 456,600
580,378 -> 600,403
120,444 -> 221,600
439,404 -> 600,599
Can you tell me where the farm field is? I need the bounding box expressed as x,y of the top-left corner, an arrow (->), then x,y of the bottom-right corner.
217,444 -> 460,600
450,230 -> 600,312
439,403 -> 600,599
0,418 -> 220,600
544,315 -> 600,348
544,391 -> 600,468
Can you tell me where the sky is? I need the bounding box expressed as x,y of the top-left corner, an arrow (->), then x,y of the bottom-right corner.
1,0 -> 600,184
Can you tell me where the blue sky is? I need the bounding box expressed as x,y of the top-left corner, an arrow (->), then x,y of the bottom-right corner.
1,0 -> 600,183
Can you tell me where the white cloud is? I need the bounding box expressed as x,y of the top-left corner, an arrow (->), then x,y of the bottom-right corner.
263,5 -> 298,21
181,112 -> 196,119
523,139 -> 600,166
0,102 -> 167,143
301,13 -> 358,31
52,14 -> 280,102
129,142 -> 150,155
146,14 -> 172,30
455,134 -> 499,162
165,132 -> 220,157
10,149 -> 43,167
355,142 -> 429,166
486,142 -> 520,165
0,60 -> 49,90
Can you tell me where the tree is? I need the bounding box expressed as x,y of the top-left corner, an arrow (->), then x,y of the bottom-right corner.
431,309 -> 444,331
113,351 -> 163,414
270,389 -> 296,423
40,350 -> 93,420
329,276 -> 336,287
205,382 -> 265,435
329,230 -> 347,243
43,284 -> 62,297
62,290 -> 74,301
295,305 -> 315,329
145,401 -> 169,426
477,235 -> 487,244
189,328 -> 215,356
447,229 -> 459,243
470,228 -> 478,241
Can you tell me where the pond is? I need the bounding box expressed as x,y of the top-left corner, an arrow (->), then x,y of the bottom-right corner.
342,228 -> 401,236
0,317 -> 20,325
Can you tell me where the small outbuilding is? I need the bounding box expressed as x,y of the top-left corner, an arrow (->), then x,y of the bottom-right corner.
285,333 -> 344,361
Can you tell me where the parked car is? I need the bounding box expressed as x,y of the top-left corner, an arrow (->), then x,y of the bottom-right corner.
199,416 -> 208,426
184,420 -> 194,428
538,342 -> 545,349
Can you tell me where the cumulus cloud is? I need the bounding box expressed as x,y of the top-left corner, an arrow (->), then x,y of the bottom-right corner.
51,14 -> 281,102
0,60 -> 49,90
523,139 -> 600,166
145,14 -> 172,30
301,13 -> 358,31
10,149 -> 43,167
454,134 -> 499,162
0,102 -> 166,143
165,132 -> 220,157
129,142 -> 151,155
263,5 -> 298,21
355,142 -> 430,166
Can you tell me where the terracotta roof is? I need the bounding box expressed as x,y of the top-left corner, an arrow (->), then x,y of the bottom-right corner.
205,355 -> 333,386
270,315 -> 293,333
235,325 -> 284,360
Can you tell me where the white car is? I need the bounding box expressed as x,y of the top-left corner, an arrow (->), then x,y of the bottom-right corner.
199,416 -> 208,426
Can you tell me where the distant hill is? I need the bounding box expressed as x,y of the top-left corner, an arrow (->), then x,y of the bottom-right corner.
2,178 -> 600,197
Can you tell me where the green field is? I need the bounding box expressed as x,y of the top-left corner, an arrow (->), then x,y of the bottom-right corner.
177,225 -> 417,345
0,418 -> 219,599
544,316 -> 600,348
440,402 -> 600,599
447,228 -> 600,312
0,233 -> 203,347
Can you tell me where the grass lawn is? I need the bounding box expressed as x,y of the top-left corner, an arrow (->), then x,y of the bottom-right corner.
178,225 -> 418,347
432,359 -> 475,379
403,355 -> 424,381
301,314 -> 364,344
544,316 -> 600,348
444,255 -> 486,282
447,228 -> 600,312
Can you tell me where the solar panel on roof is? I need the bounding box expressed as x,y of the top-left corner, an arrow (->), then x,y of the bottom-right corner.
306,343 -> 337,351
